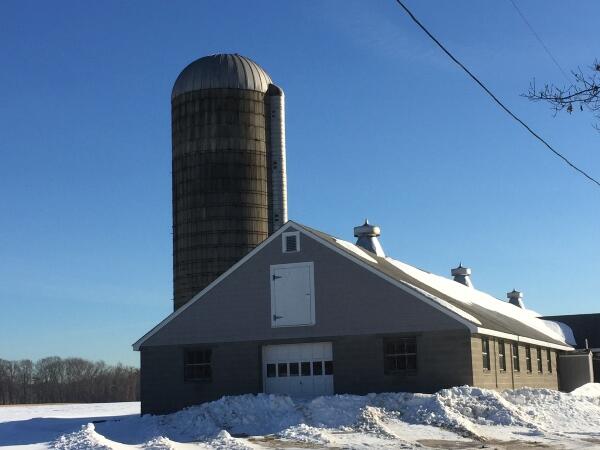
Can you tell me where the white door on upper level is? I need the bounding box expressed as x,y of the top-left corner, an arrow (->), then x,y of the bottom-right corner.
263,342 -> 333,397
270,262 -> 315,327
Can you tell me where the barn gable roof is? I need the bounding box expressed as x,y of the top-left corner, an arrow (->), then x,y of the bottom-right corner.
133,221 -> 573,351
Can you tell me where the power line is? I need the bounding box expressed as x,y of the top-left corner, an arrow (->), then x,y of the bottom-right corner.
507,0 -> 571,82
393,0 -> 600,189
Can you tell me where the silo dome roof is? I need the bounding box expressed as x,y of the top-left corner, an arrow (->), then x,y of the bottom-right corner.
172,54 -> 273,98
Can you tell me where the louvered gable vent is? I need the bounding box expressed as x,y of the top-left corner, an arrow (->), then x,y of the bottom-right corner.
282,231 -> 300,253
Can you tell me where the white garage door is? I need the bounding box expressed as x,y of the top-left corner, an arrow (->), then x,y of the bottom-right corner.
263,342 -> 333,397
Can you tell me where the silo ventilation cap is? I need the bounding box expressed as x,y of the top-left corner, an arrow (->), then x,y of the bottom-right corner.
507,289 -> 525,308
354,219 -> 385,257
451,263 -> 473,288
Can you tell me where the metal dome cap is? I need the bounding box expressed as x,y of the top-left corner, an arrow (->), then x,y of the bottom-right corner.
172,53 -> 273,98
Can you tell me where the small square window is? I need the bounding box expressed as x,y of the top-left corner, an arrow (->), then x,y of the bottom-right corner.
278,363 -> 288,377
301,362 -> 311,376
384,337 -> 417,375
184,349 -> 212,382
324,361 -> 333,375
289,362 -> 299,376
282,232 -> 300,253
266,363 -> 276,378
312,361 -> 323,376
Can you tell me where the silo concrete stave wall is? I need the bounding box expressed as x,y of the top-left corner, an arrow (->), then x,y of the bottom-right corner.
171,89 -> 270,309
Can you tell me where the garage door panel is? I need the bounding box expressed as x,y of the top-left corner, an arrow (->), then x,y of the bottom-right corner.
263,342 -> 333,397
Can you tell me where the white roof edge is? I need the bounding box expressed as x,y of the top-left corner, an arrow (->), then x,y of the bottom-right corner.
475,327 -> 574,351
558,352 -> 593,357
292,224 -> 479,333
132,221 -> 298,351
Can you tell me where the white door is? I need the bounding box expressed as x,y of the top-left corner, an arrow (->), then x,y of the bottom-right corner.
263,342 -> 334,397
271,262 -> 315,327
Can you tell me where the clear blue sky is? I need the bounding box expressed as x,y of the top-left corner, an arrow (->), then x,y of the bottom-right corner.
1,1 -> 598,366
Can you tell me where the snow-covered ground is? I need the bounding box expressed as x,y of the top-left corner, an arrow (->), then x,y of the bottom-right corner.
1,385 -> 599,450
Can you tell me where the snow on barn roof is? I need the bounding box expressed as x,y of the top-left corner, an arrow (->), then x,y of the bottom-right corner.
299,223 -> 573,350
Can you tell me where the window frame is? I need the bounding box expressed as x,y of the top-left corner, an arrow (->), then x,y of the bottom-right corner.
481,337 -> 491,371
183,348 -> 212,383
525,346 -> 532,373
512,342 -> 520,372
546,349 -> 552,373
498,340 -> 506,371
282,231 -> 300,253
536,347 -> 543,373
383,337 -> 417,375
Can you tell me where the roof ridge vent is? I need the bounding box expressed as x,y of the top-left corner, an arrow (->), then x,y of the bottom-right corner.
451,263 -> 473,288
353,219 -> 385,257
507,289 -> 525,308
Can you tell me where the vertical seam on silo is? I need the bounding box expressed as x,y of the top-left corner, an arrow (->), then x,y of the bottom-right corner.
238,56 -> 249,91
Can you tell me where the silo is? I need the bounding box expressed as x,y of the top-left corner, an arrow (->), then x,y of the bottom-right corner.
171,54 -> 287,310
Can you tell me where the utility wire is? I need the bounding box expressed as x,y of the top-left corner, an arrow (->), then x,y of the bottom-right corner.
394,0 -> 600,189
507,0 -> 571,82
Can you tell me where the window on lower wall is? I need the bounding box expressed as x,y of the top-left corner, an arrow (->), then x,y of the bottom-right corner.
482,337 -> 491,371
547,349 -> 553,373
384,337 -> 417,374
512,343 -> 520,372
184,349 -> 212,382
536,347 -> 543,373
525,346 -> 532,373
498,340 -> 506,371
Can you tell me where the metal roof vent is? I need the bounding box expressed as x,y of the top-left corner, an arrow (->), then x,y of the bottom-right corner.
451,263 -> 473,288
507,289 -> 524,308
354,219 -> 385,257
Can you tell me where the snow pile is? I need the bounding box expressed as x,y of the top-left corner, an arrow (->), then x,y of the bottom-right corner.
135,387 -> 599,443
572,383 -> 600,398
52,424 -> 112,450
11,386 -> 600,449
159,393 -> 302,439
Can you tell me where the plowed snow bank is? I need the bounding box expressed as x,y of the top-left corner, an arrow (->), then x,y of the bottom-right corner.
81,386 -> 600,448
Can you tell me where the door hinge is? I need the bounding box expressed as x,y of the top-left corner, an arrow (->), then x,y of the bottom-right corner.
272,274 -> 282,281
273,314 -> 283,321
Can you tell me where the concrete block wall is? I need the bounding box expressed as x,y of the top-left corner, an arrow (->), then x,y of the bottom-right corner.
333,330 -> 473,395
470,335 -> 558,390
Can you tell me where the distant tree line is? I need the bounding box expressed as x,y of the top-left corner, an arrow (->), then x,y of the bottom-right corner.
0,357 -> 139,405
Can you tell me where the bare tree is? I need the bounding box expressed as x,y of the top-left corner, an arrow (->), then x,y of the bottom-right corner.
0,357 -> 139,405
524,60 -> 600,130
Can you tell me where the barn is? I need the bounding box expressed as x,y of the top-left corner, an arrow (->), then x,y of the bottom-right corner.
133,220 -> 573,415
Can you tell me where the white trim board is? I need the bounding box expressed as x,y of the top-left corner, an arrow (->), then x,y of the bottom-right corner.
559,352 -> 593,358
